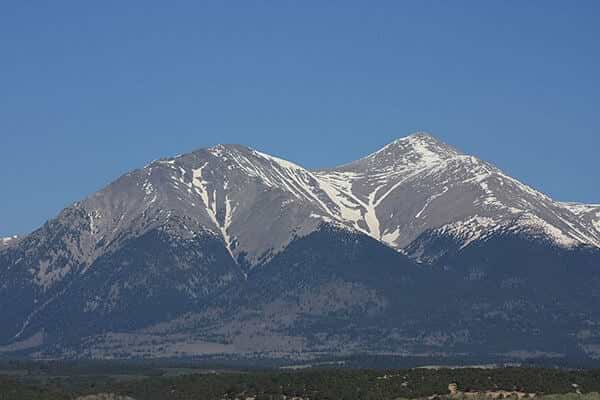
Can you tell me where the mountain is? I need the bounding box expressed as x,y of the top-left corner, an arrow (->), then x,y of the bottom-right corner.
561,202 -> 600,237
316,133 -> 600,254
1,133 -> 599,363
0,236 -> 19,250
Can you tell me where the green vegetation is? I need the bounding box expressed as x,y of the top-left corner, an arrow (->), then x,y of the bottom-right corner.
0,377 -> 69,400
2,365 -> 600,399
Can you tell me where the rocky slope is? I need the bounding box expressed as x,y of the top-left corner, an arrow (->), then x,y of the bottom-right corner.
316,133 -> 600,254
1,132 -> 599,361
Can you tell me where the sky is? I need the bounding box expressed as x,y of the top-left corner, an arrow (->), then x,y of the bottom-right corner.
1,1 -> 599,237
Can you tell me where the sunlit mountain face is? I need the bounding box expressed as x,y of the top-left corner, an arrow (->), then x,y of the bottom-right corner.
1,133 -> 599,362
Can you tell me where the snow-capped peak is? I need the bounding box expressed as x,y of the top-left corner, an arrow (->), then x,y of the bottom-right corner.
1,235 -> 18,243
19,133 -> 598,279
117,136 -> 600,255
332,133 -> 462,179
560,202 -> 600,236
370,132 -> 460,159
315,133 -> 600,251
561,202 -> 600,216
0,235 -> 19,248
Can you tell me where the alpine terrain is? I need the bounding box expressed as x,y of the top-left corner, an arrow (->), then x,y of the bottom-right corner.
1,133 -> 599,362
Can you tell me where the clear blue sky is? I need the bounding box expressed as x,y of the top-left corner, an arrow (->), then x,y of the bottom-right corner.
1,1 -> 599,236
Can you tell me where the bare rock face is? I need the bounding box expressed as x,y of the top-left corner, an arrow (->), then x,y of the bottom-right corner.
1,132 -> 599,361
316,133 -> 600,253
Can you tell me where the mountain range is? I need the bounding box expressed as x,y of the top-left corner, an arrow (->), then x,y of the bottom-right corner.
1,132 -> 599,363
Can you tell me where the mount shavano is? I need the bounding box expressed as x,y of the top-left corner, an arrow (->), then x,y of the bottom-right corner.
1,133 -> 600,362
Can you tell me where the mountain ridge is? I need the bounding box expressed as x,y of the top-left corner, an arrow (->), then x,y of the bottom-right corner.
7,132 -> 598,253
1,132 -> 599,361
3,132 -> 598,296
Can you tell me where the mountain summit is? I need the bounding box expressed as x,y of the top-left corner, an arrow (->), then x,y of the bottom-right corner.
317,133 -> 600,251
1,133 -> 599,361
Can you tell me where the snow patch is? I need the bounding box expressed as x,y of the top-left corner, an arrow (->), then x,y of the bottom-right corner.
415,186 -> 448,218
436,216 -> 499,249
191,163 -> 237,259
381,227 -> 401,246
1,235 -> 18,245
516,214 -> 579,247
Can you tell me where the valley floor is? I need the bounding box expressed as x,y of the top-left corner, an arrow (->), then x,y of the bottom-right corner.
2,364 -> 600,400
